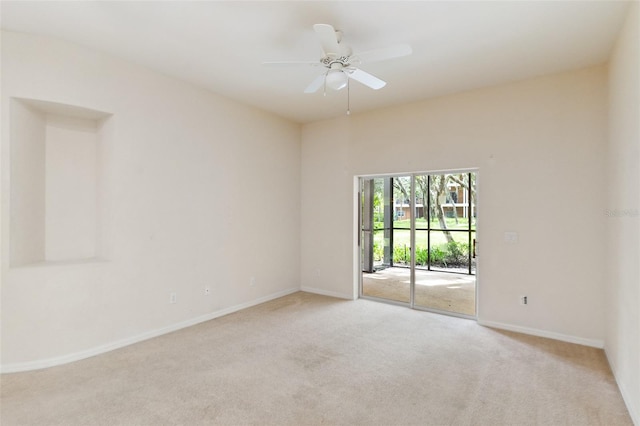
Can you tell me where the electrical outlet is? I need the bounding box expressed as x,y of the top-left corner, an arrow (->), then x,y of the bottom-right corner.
520,295 -> 528,305
204,287 -> 210,295
170,292 -> 177,304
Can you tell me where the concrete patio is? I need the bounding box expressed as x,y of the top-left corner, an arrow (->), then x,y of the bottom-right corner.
362,267 -> 476,316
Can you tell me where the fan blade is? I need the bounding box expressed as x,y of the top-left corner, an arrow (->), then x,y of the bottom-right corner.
354,44 -> 412,63
262,61 -> 320,67
313,24 -> 340,56
348,68 -> 386,90
304,73 -> 326,93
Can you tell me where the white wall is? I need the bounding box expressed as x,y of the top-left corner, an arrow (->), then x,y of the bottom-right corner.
45,114 -> 99,261
300,117 -> 354,299
301,66 -> 608,346
606,2 -> 640,424
8,99 -> 46,266
1,31 -> 301,368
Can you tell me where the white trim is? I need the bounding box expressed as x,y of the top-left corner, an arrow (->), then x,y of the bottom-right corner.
300,286 -> 355,300
1,287 -> 299,373
478,319 -> 604,348
605,348 -> 640,426
353,176 -> 361,301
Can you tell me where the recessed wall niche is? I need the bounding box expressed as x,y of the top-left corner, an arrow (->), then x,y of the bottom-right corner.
10,98 -> 113,267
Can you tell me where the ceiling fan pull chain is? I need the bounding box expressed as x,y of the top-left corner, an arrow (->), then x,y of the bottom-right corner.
347,78 -> 351,115
324,71 -> 328,96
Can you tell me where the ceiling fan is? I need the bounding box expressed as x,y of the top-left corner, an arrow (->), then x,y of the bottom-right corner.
263,24 -> 412,94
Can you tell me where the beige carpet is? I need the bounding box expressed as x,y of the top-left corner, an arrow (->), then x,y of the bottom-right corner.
363,268 -> 476,315
0,292 -> 632,425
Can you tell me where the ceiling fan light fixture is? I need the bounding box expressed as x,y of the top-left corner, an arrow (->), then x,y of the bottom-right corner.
325,69 -> 348,90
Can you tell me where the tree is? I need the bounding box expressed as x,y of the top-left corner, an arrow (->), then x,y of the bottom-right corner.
415,176 -> 429,221
392,176 -> 411,222
430,175 -> 455,244
393,177 -> 410,206
372,179 -> 384,223
448,173 -> 476,228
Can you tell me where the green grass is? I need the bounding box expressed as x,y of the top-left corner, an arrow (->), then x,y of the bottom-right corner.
371,215 -> 476,254
373,229 -> 475,248
394,217 -> 475,230
374,217 -> 476,231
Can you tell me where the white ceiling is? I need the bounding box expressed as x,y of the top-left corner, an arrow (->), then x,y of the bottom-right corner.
0,1 -> 631,123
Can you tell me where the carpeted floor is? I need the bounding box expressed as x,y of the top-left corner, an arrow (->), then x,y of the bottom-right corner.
363,268 -> 476,315
0,292 -> 632,425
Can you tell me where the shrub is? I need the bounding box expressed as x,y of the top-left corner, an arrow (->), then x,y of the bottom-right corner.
393,245 -> 410,265
443,241 -> 467,266
415,247 -> 428,266
384,241 -> 470,268
373,241 -> 384,261
429,245 -> 447,265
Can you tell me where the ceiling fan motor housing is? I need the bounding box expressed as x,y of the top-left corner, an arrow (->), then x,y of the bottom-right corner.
322,56 -> 351,67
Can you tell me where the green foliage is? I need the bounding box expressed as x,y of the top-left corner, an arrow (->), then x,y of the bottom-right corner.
415,247 -> 428,266
393,245 -> 410,265
373,241 -> 384,261
440,241 -> 468,266
429,245 -> 447,265
390,242 -> 470,268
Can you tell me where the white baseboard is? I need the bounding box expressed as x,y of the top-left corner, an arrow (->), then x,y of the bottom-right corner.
1,287 -> 299,373
604,347 -> 640,426
300,286 -> 354,300
477,319 -> 605,349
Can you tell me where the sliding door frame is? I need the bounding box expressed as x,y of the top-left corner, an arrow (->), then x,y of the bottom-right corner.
356,168 -> 479,320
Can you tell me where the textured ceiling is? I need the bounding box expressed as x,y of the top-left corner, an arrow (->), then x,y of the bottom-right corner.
0,1 -> 631,123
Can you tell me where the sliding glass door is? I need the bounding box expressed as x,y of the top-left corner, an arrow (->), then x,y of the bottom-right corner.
413,172 -> 476,315
360,172 -> 477,317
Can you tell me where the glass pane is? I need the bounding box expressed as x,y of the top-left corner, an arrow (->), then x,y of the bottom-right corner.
428,230 -> 470,273
414,229 -> 428,269
413,268 -> 476,316
361,176 -> 411,304
392,228 -> 411,266
429,173 -> 473,231
414,171 -> 476,317
362,266 -> 411,303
